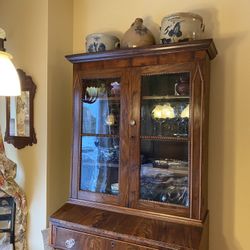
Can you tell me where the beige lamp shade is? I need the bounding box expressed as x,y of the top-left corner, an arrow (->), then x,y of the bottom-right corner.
152,103 -> 175,119
0,51 -> 21,96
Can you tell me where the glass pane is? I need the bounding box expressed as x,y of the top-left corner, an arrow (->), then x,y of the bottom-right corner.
81,136 -> 119,195
140,73 -> 190,207
82,78 -> 120,136
140,140 -> 189,206
80,77 -> 121,196
141,73 -> 190,138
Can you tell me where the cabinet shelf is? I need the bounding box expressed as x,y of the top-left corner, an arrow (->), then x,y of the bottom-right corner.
83,96 -> 189,102
142,95 -> 189,100
81,133 -> 119,138
141,164 -> 189,176
140,135 -> 189,142
82,162 -> 119,168
83,96 -> 120,102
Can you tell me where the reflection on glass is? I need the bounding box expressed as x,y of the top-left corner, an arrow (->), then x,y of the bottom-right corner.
140,72 -> 190,207
9,91 -> 30,137
81,136 -> 119,195
140,140 -> 189,206
82,78 -> 120,135
81,77 -> 121,196
141,73 -> 190,138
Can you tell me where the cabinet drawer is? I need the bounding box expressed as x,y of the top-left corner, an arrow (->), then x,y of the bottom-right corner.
52,226 -> 157,250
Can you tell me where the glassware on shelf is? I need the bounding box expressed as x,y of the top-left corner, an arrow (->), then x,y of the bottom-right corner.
105,113 -> 116,126
83,86 -> 99,104
152,158 -> 188,170
175,76 -> 189,96
140,168 -> 189,206
110,183 -> 119,195
180,104 -> 189,118
110,81 -> 120,96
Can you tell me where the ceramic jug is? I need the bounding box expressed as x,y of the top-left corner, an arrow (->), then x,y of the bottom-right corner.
121,18 -> 155,48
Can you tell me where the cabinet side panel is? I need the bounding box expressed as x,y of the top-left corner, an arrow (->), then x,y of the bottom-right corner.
191,61 -> 204,220
200,56 -> 211,220
71,66 -> 82,199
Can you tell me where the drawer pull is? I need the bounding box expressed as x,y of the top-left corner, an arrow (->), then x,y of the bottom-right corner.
65,238 -> 75,249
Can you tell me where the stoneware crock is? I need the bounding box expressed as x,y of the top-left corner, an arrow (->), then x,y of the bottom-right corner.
160,12 -> 205,44
85,33 -> 120,53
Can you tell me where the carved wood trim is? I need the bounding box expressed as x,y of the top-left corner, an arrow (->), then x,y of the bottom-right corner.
4,69 -> 37,149
66,39 -> 217,64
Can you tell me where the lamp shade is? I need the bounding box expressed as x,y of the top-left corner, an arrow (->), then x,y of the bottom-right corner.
0,51 -> 21,96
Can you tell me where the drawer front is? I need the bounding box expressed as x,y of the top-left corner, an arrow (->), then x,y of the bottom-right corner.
52,226 -> 157,250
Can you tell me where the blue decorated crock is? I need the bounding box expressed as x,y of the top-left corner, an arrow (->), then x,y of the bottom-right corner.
160,12 -> 205,44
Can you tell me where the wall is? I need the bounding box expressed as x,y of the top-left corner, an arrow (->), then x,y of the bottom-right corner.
73,1 -> 250,250
47,0 -> 72,221
0,0 -> 73,249
0,0 -> 249,249
0,0 -> 48,249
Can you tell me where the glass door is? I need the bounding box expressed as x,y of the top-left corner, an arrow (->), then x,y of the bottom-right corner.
77,74 -> 126,205
81,78 -> 120,194
135,70 -> 191,216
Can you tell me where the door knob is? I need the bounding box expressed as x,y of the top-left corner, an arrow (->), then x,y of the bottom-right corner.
130,120 -> 136,126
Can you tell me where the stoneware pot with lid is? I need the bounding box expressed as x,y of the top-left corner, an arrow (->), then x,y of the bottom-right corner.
121,18 -> 155,48
160,12 -> 205,44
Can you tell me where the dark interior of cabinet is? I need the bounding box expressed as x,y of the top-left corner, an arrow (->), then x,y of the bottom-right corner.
139,72 -> 190,207
141,72 -> 189,96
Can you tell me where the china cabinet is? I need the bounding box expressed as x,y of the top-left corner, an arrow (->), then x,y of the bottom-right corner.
50,39 -> 217,250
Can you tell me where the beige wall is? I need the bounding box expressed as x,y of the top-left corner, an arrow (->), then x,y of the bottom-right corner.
0,0 -> 249,249
0,0 -> 73,249
47,0 -> 73,220
73,0 -> 250,250
0,1 -> 48,249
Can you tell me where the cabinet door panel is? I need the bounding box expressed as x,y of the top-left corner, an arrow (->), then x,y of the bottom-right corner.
80,77 -> 121,197
73,70 -> 130,207
129,65 -> 194,217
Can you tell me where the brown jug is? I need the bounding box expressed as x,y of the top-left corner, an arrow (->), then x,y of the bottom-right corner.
121,18 -> 155,48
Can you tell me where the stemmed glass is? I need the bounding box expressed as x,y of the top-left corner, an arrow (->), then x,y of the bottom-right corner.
173,103 -> 189,137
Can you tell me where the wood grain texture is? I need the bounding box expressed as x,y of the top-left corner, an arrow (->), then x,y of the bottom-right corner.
50,203 -> 207,250
50,40 -> 217,250
52,226 -> 158,250
66,39 -> 217,63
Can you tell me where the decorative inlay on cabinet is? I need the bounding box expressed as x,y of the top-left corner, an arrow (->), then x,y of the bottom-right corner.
50,39 -> 217,250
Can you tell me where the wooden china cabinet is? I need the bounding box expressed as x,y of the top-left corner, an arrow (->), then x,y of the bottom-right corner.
49,39 -> 217,250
